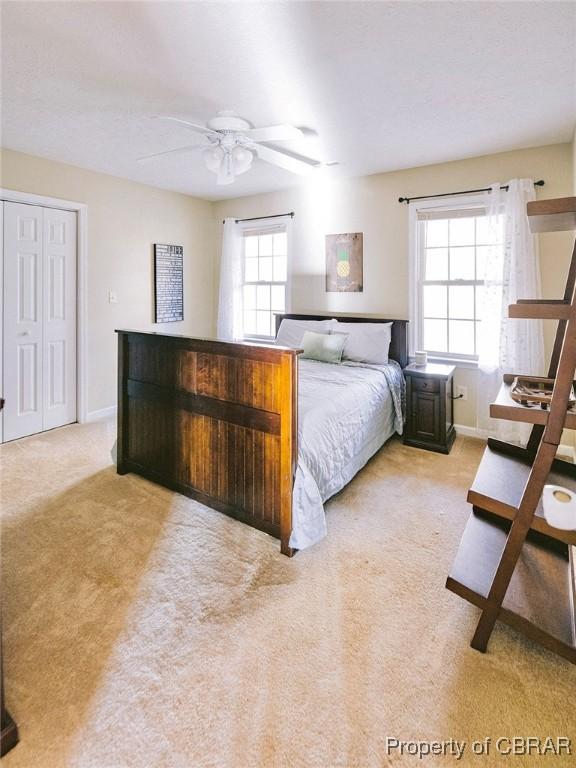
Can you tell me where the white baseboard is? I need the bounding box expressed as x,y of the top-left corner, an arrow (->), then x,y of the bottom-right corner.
85,405 -> 117,422
454,423 -> 575,463
454,423 -> 482,439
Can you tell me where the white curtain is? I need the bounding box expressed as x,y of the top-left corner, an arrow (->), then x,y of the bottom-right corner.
217,217 -> 243,340
476,178 -> 545,444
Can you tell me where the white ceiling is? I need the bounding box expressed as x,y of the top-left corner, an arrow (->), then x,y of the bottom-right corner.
2,1 -> 575,201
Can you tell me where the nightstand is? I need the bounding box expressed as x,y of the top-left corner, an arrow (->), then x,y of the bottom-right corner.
403,363 -> 456,454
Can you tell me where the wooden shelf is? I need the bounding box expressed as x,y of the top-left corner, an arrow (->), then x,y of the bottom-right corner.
467,445 -> 576,546
446,513 -> 576,663
527,197 -> 576,233
508,300 -> 572,320
447,199 -> 576,664
490,376 -> 576,430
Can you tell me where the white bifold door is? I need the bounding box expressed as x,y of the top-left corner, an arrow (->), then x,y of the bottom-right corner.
2,201 -> 77,442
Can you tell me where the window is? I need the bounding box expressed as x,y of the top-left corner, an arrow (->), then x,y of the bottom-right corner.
242,226 -> 288,339
412,200 -> 503,361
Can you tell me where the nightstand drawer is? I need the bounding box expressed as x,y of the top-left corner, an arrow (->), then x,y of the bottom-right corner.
411,377 -> 439,394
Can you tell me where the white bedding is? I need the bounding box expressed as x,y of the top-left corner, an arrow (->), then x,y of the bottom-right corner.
290,358 -> 405,550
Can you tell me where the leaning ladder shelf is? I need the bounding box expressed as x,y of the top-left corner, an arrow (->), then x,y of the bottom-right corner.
446,196 -> 576,664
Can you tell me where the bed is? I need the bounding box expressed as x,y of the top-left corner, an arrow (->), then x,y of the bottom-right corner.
116,314 -> 408,555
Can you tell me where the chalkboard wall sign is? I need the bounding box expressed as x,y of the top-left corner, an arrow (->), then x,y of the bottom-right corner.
154,244 -> 184,323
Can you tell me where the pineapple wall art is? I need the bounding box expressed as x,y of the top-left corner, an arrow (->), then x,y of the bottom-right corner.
325,233 -> 363,292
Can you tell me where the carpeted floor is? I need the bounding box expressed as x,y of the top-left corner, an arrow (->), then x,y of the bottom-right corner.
1,420 -> 574,768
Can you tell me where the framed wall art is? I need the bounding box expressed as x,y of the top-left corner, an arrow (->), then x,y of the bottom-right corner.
325,232 -> 363,292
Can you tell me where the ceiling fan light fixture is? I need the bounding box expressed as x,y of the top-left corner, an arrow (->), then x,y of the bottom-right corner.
231,146 -> 253,175
202,145 -> 224,172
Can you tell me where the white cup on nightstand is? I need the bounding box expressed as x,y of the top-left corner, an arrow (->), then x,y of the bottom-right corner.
414,351 -> 428,367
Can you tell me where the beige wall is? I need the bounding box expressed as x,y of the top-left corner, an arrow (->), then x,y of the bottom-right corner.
1,148 -> 215,414
2,141 -> 573,431
214,143 -> 574,430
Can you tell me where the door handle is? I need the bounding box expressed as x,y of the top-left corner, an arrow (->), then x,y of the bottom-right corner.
18,331 -> 31,336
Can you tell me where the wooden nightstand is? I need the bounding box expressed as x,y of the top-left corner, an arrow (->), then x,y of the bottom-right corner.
404,363 -> 456,454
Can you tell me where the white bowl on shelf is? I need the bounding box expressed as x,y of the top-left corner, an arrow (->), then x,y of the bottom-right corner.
542,484 -> 576,531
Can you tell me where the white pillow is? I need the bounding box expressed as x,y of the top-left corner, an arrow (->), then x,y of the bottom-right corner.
275,318 -> 332,348
330,320 -> 392,364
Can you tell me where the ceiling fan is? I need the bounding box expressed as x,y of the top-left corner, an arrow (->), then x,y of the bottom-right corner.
139,110 -> 322,185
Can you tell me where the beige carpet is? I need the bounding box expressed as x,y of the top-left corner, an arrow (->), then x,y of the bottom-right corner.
1,420 -> 574,768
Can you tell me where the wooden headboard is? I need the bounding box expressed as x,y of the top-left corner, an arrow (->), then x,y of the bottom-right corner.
275,313 -> 409,368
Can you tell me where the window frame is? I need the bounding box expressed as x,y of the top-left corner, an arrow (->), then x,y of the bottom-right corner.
239,221 -> 291,342
408,193 -> 495,367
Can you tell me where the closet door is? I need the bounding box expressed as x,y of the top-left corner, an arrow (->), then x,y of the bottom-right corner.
43,208 -> 76,430
3,202 -> 44,441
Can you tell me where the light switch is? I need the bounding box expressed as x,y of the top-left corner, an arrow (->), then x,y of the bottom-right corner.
108,290 -> 118,304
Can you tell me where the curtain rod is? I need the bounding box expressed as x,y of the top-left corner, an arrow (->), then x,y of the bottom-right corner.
222,211 -> 295,224
398,180 -> 545,204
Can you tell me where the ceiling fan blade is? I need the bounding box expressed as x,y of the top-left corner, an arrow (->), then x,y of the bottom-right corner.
254,144 -> 320,175
155,116 -> 219,135
137,144 -> 204,162
244,124 -> 303,142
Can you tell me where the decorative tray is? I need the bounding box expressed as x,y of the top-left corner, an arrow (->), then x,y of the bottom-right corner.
510,376 -> 576,410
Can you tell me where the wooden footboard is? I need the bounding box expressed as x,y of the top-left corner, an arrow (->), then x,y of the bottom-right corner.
116,331 -> 300,555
